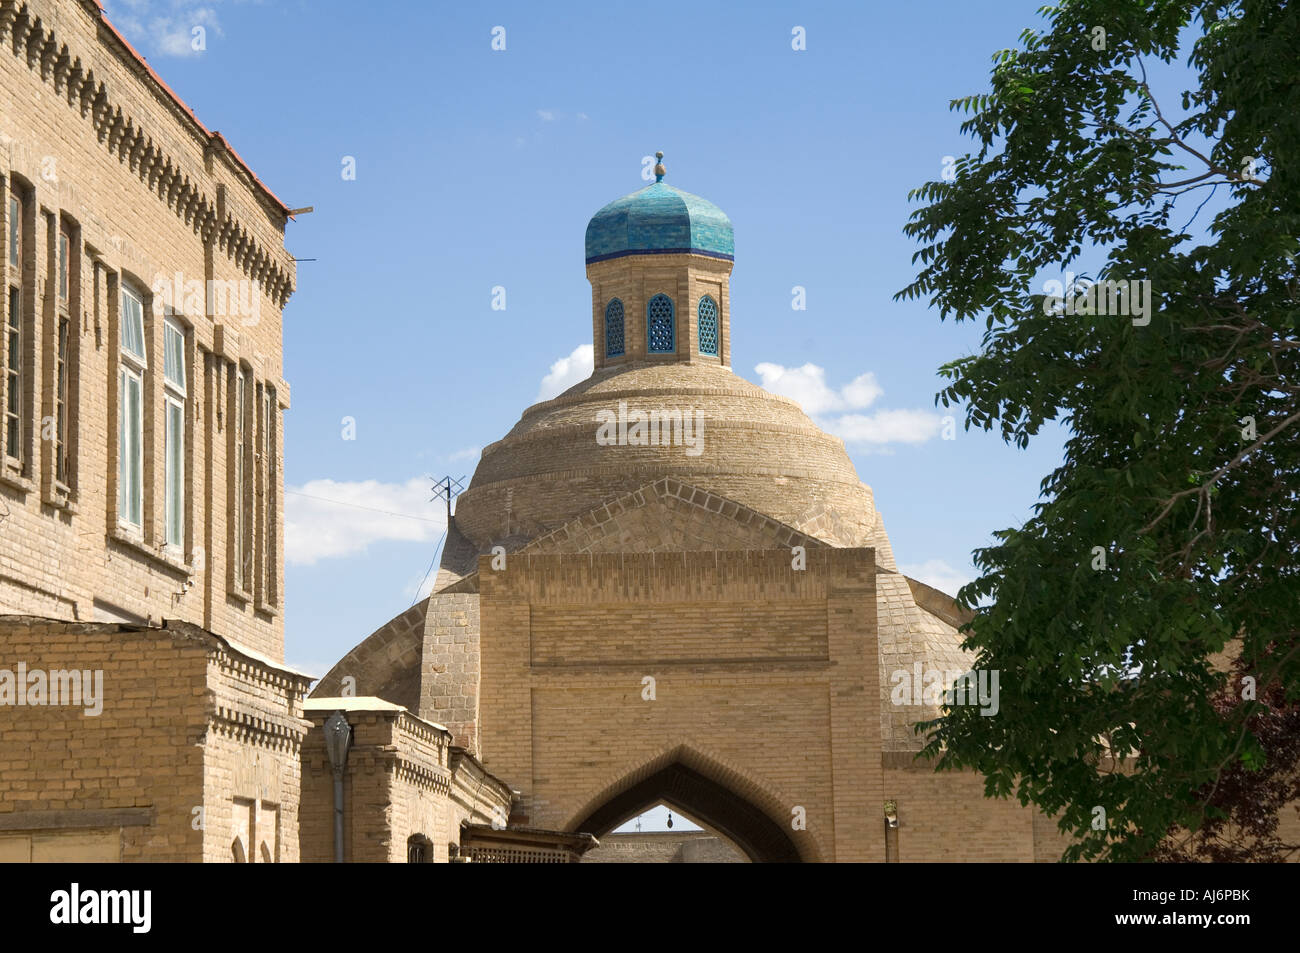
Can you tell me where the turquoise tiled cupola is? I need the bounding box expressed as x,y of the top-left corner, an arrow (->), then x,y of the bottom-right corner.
585,154 -> 733,265
586,153 -> 734,371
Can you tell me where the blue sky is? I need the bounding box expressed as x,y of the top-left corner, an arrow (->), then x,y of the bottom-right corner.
103,0 -> 1087,677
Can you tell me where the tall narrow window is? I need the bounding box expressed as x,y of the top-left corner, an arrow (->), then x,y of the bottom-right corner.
118,286 -> 146,528
4,189 -> 23,465
647,293 -> 675,353
698,295 -> 719,356
604,298 -> 625,358
163,318 -> 186,549
57,228 -> 69,302
261,387 -> 276,605
234,369 -> 246,590
53,221 -> 76,491
6,191 -> 17,268
4,287 -> 19,463
54,317 -> 69,484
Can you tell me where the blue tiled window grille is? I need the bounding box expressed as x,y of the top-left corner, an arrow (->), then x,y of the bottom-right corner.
698,295 -> 719,355
605,299 -> 625,357
647,294 -> 675,353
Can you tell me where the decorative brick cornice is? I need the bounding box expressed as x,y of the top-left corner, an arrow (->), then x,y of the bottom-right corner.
390,756 -> 452,794
520,478 -> 828,555
209,703 -> 310,751
0,0 -> 294,309
517,381 -> 803,424
212,648 -> 312,695
493,408 -> 825,457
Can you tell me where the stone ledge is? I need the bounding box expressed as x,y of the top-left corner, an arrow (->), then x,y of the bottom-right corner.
0,465 -> 34,494
0,807 -> 154,831
106,527 -> 192,577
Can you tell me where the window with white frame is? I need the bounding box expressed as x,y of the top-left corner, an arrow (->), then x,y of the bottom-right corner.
4,285 -> 19,465
163,317 -> 186,549
55,316 -> 70,484
118,286 -> 146,529
261,386 -> 276,604
233,368 -> 249,590
5,186 -> 24,466
53,220 -> 77,490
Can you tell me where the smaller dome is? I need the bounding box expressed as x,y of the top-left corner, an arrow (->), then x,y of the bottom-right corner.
585,181 -> 734,265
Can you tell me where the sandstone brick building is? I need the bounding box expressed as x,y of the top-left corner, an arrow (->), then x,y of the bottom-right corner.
310,155 -> 1079,862
3,3 -> 1226,865
0,0 -> 509,863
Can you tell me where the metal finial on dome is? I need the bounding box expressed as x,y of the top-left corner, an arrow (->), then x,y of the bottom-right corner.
654,151 -> 665,182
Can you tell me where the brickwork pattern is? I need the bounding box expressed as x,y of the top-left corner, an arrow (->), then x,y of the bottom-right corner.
520,478 -> 827,557
477,549 -> 879,862
882,752 -> 1039,862
0,0 -> 293,659
311,592 -> 481,754
450,361 -> 878,575
299,703 -> 510,863
587,253 -> 732,369
0,616 -> 309,862
312,602 -> 425,708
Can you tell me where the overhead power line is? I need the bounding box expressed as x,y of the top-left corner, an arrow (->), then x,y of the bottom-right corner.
285,489 -> 443,523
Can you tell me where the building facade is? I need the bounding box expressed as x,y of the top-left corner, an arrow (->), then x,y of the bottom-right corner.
7,4 -> 1251,864
0,0 -> 291,649
0,0 -> 513,863
0,0 -> 302,861
311,156 -> 1081,862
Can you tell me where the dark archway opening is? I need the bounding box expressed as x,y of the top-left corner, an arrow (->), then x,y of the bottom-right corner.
573,762 -> 802,863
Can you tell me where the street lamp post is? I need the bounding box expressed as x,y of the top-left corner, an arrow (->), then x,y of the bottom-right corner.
324,711 -> 353,863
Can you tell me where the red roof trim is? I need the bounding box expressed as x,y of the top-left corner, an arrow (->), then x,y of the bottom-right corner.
87,0 -> 291,216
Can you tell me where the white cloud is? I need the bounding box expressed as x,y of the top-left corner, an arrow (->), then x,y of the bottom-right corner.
537,344 -> 593,401
285,477 -> 445,566
107,2 -> 223,58
536,109 -> 590,122
449,446 -> 481,462
754,363 -> 882,415
898,559 -> 975,598
824,408 -> 943,445
754,362 -> 941,449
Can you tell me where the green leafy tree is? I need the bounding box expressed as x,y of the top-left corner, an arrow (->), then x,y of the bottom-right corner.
1152,642 -> 1300,862
896,0 -> 1300,861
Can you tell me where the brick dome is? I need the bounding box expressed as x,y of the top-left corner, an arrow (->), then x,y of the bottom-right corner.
449,361 -> 878,560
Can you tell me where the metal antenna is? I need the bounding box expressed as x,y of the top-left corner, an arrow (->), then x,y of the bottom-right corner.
431,475 -> 466,525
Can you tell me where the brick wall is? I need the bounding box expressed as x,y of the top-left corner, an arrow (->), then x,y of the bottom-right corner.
586,253 -> 732,369
882,753 -> 1037,862
0,615 -> 309,861
450,360 -> 879,570
477,547 -> 881,862
419,592 -> 480,754
300,700 -> 510,863
0,0 -> 293,659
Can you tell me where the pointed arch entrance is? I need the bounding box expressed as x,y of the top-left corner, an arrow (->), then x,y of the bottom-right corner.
571,762 -> 803,863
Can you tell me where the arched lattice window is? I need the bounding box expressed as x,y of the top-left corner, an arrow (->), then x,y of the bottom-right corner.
647,294 -> 675,353
698,296 -> 719,355
605,299 -> 625,358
